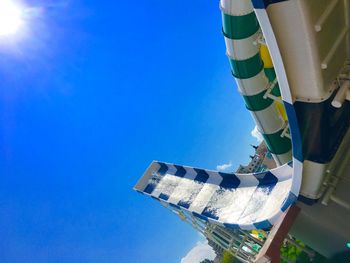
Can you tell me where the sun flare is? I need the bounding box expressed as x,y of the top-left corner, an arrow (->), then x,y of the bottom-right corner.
0,0 -> 24,36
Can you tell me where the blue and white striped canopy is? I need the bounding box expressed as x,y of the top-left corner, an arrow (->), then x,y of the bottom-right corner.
134,160 -> 300,230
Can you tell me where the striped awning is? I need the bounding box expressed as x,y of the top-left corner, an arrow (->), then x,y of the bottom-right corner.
134,160 -> 300,230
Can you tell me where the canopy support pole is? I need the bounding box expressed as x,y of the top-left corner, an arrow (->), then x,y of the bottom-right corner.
254,205 -> 301,263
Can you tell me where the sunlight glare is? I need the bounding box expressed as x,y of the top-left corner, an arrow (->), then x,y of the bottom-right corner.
0,0 -> 24,36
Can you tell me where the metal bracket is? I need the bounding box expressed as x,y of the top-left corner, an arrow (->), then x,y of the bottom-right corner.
253,31 -> 265,46
263,78 -> 282,103
280,121 -> 291,139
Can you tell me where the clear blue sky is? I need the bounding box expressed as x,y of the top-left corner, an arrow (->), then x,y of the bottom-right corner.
0,1 -> 259,262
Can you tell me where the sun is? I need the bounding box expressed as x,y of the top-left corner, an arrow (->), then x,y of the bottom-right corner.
0,0 -> 24,36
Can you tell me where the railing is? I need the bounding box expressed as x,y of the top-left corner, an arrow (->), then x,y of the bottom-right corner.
169,205 -> 316,263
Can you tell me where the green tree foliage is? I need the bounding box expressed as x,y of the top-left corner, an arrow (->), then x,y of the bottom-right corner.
280,239 -> 304,263
221,251 -> 237,263
200,259 -> 214,263
281,240 -> 329,263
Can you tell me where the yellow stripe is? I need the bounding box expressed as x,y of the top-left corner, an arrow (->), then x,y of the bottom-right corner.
260,44 -> 273,68
276,101 -> 288,121
260,44 -> 288,121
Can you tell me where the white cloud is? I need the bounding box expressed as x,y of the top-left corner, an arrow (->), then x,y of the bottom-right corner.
181,240 -> 216,263
251,125 -> 263,143
216,161 -> 232,171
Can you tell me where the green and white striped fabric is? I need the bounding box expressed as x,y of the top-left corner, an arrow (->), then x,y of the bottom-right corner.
221,0 -> 292,165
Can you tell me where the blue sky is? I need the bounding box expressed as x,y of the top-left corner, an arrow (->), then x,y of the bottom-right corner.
0,1 -> 259,262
